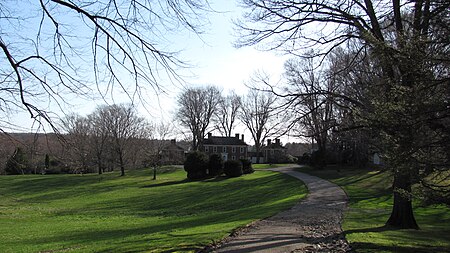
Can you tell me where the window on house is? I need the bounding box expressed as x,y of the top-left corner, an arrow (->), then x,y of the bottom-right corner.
240,147 -> 245,153
240,156 -> 244,159
232,156 -> 236,160
270,149 -> 274,154
232,147 -> 236,153
223,146 -> 227,152
213,146 -> 217,153
205,146 -> 209,152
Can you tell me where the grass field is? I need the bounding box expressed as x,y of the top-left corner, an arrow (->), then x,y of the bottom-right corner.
297,166 -> 450,253
252,163 -> 291,170
0,167 -> 307,253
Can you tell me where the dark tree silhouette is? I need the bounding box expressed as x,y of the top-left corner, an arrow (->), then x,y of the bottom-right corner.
239,89 -> 280,163
215,91 -> 242,137
176,86 -> 221,150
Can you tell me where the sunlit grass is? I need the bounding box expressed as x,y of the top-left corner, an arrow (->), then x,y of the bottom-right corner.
0,166 -> 307,252
252,163 -> 292,169
297,166 -> 450,253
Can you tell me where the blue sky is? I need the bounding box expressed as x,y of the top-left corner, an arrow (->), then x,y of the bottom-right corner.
148,1 -> 288,121
7,1 -> 291,143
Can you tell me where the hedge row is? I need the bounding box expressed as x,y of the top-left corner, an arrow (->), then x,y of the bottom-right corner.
184,151 -> 253,180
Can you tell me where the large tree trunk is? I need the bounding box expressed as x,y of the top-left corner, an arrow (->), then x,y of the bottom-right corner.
386,171 -> 419,229
255,145 -> 261,164
97,156 -> 102,175
119,153 -> 125,176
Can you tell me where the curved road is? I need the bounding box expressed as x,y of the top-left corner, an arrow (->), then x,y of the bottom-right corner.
209,166 -> 351,252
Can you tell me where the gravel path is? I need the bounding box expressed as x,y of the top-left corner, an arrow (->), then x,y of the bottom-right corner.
203,166 -> 351,253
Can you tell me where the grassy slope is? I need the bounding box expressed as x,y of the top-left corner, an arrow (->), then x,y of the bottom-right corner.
252,164 -> 291,170
0,167 -> 306,253
298,166 -> 450,253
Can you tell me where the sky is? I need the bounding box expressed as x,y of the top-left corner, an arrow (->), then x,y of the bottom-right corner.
146,1 -> 289,120
6,1 -> 296,144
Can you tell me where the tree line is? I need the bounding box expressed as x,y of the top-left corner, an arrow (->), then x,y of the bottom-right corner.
2,104 -> 177,176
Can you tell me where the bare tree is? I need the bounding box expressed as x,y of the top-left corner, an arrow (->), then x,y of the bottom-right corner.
60,114 -> 92,173
88,106 -> 111,175
283,56 -> 338,166
176,86 -> 221,150
239,89 -> 279,163
237,0 -> 449,229
102,104 -> 148,176
0,0 -> 209,131
148,122 -> 174,180
215,91 -> 241,137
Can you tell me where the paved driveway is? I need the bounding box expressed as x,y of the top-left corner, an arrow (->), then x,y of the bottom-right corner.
208,166 -> 350,253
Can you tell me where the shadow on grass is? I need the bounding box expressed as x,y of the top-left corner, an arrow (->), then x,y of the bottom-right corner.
21,208 -> 277,252
142,175 -> 230,188
48,172 -> 306,220
345,225 -> 399,235
142,178 -> 189,188
2,170 -> 308,252
201,175 -> 229,183
350,242 -> 449,253
298,166 -> 386,185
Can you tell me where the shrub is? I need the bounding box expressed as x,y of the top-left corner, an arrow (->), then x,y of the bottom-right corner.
44,158 -> 66,174
224,160 -> 243,177
184,151 -> 208,180
310,150 -> 326,168
209,154 -> 223,176
298,153 -> 311,165
240,158 -> 254,174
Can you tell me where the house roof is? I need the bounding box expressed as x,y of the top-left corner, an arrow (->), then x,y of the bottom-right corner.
203,136 -> 248,146
263,138 -> 286,149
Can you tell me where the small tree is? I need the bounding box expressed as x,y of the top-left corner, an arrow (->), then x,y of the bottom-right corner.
184,151 -> 209,180
44,154 -> 50,171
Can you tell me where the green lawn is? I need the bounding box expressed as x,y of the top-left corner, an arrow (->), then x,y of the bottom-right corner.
0,167 -> 307,253
297,166 -> 450,253
252,163 -> 292,169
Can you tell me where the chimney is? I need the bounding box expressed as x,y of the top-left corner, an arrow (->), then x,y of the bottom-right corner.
208,132 -> 212,139
171,139 -> 176,144
275,138 -> 280,145
267,139 -> 271,145
241,134 -> 244,141
235,133 -> 240,139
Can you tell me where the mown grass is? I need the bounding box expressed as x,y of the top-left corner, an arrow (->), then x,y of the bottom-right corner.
0,166 -> 307,253
297,166 -> 450,253
252,163 -> 292,170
